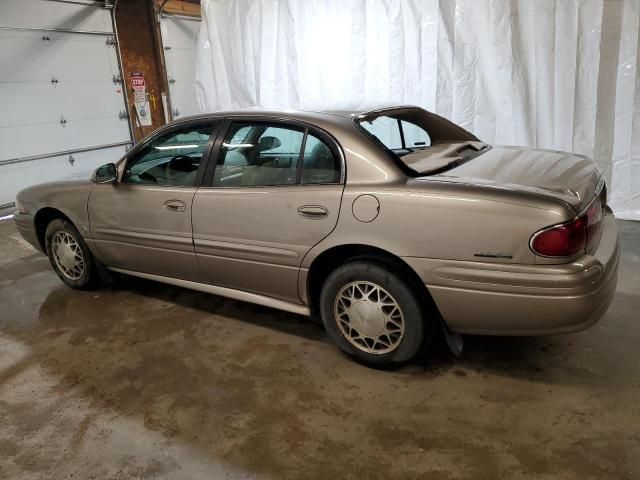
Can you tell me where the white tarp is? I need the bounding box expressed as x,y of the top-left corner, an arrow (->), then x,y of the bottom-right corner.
196,0 -> 640,220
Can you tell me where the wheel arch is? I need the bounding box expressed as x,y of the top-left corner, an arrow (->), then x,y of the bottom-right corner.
34,207 -> 74,252
305,244 -> 440,319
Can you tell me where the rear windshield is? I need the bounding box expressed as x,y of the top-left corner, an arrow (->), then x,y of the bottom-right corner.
355,108 -> 490,175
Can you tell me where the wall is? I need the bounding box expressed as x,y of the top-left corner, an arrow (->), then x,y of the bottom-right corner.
0,0 -> 131,208
115,0 -> 167,141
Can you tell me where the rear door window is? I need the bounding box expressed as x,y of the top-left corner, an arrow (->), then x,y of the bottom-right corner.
213,122 -> 341,187
301,133 -> 341,184
214,123 -> 304,186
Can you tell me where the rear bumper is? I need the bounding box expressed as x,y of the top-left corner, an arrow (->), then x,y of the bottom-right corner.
14,212 -> 42,252
404,212 -> 619,335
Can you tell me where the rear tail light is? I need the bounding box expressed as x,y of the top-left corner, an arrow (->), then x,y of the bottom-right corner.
530,195 -> 603,258
531,217 -> 587,257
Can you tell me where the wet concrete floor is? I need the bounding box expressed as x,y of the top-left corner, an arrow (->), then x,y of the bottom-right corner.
0,218 -> 639,479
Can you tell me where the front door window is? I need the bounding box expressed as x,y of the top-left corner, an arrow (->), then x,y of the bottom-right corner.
122,125 -> 214,186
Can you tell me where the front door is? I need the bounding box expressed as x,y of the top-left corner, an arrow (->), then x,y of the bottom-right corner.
192,120 -> 344,303
88,120 -> 219,282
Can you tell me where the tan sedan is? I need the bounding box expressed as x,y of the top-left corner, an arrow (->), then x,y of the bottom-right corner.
14,106 -> 619,366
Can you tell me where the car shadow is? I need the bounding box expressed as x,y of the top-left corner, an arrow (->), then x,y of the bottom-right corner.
47,273 -> 590,383
102,274 -> 551,376
109,274 -> 327,343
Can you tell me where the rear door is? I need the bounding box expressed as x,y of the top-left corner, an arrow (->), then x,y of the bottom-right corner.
192,119 -> 345,303
88,120 -> 220,282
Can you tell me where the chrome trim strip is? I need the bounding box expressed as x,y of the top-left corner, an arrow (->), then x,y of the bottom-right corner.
92,238 -> 194,256
93,228 -> 192,242
194,238 -> 299,258
107,267 -> 311,316
0,25 -> 113,36
0,141 -> 133,167
193,251 -> 301,272
92,229 -> 194,254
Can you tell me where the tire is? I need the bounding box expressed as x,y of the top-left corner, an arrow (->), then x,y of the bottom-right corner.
45,218 -> 100,290
319,261 -> 431,367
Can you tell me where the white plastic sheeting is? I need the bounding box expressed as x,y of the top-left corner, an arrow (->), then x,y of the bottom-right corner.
196,0 -> 640,220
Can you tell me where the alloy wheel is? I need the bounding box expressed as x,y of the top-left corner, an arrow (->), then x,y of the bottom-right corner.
51,231 -> 85,281
334,281 -> 405,354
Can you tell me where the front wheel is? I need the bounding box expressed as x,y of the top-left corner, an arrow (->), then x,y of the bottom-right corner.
319,261 -> 430,366
45,218 -> 100,290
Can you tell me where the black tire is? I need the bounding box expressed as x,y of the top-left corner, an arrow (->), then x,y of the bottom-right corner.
319,261 -> 431,367
45,218 -> 100,290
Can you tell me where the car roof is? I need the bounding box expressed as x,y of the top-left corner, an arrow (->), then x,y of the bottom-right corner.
170,105 -> 420,126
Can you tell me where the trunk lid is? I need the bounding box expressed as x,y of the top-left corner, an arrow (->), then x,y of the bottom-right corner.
432,145 -> 601,213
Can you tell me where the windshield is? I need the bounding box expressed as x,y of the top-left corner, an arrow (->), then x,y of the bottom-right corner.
355,107 -> 490,175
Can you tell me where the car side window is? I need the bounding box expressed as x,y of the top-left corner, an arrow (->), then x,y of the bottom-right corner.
122,124 -> 214,186
360,117 -> 431,151
300,133 -> 340,184
401,120 -> 431,148
360,116 -> 403,149
214,123 -> 304,187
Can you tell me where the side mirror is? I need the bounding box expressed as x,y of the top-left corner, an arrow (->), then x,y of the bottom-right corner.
92,163 -> 117,184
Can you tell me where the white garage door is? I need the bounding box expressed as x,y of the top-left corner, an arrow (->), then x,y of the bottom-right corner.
0,0 -> 132,208
160,14 -> 200,120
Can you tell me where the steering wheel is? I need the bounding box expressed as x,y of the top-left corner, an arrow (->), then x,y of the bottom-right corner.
167,155 -> 196,171
171,154 -> 194,164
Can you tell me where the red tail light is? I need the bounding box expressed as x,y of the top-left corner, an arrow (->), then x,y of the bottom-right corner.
530,196 -> 603,258
531,217 -> 587,257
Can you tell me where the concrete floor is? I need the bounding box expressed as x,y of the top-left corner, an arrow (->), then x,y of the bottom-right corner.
0,219 -> 638,480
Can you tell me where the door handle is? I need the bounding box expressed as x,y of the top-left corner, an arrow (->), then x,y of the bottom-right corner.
163,199 -> 186,212
297,205 -> 328,219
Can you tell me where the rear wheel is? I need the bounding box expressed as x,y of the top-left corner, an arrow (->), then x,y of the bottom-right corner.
45,218 -> 100,290
319,261 -> 430,366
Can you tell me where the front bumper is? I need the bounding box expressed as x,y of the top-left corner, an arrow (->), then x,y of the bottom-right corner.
404,212 -> 620,335
14,212 -> 42,252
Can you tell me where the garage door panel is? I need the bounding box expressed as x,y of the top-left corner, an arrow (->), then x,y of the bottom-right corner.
0,81 -> 125,128
160,16 -> 201,118
0,117 -> 130,161
1,145 -> 128,207
160,17 -> 199,49
0,0 -> 112,33
169,83 -> 200,118
0,31 -> 119,83
165,50 -> 196,82
0,0 -> 132,206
